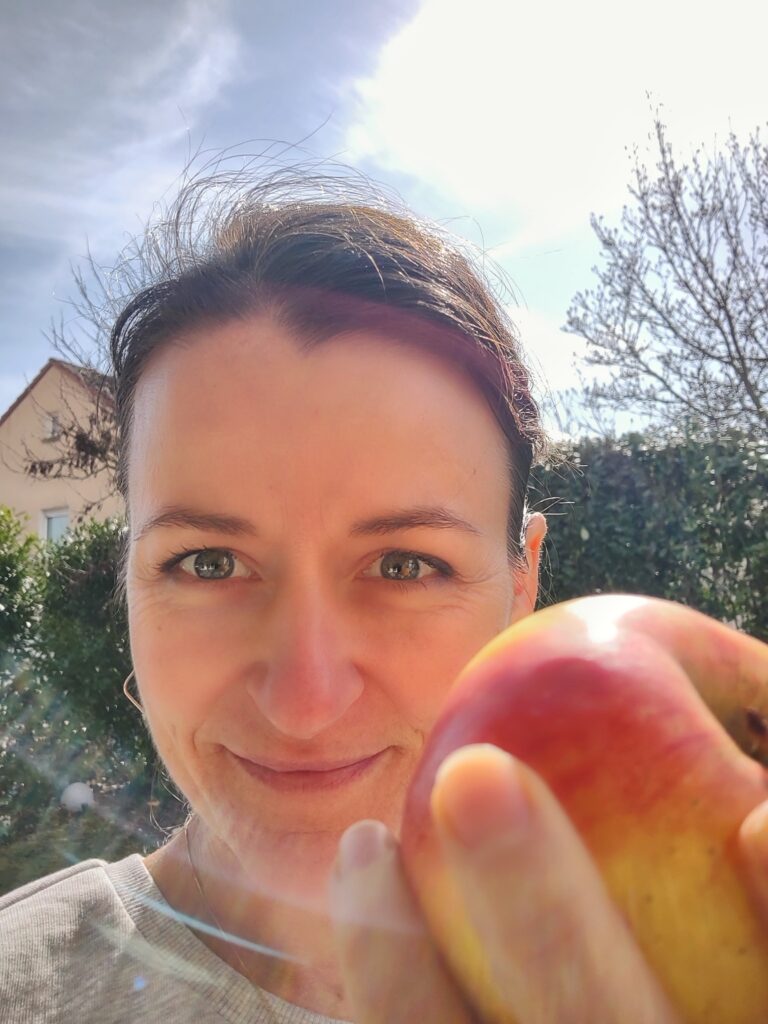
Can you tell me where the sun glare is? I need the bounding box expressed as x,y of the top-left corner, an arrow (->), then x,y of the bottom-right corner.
347,0 -> 768,247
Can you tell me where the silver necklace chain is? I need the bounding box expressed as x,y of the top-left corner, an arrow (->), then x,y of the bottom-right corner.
183,821 -> 279,1021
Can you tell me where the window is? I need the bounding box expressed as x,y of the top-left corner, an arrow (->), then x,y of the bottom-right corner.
43,413 -> 62,441
44,508 -> 69,542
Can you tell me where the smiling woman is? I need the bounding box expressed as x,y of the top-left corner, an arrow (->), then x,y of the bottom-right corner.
0,169 -> 548,1023
2,168 -> 765,1024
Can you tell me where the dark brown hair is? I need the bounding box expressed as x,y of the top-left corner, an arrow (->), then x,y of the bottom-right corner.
109,167 -> 547,563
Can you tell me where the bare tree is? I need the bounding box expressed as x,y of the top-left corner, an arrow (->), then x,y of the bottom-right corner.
22,362 -> 118,520
23,217 -> 163,497
566,117 -> 768,439
21,267 -> 122,512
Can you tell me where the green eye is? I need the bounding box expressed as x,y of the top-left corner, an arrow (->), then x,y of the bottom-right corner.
367,550 -> 453,583
380,552 -> 426,581
177,549 -> 239,580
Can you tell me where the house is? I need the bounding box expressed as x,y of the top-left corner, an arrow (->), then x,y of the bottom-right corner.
0,359 -> 123,539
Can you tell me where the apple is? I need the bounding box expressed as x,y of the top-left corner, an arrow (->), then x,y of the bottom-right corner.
401,595 -> 768,1024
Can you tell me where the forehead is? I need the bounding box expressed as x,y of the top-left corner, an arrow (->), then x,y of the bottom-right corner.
128,315 -> 511,531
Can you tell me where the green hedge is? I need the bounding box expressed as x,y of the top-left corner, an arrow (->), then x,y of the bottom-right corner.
0,430 -> 765,893
535,432 -> 768,641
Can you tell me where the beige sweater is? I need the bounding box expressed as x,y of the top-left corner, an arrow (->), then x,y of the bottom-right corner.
0,855 -> 351,1024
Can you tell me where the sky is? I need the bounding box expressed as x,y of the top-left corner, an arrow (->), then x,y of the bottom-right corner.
2,0 -> 767,433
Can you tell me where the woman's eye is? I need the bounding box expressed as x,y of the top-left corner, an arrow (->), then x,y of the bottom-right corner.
176,549 -> 250,580
367,550 -> 450,583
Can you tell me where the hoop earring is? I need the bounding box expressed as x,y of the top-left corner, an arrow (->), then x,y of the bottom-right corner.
123,670 -> 143,714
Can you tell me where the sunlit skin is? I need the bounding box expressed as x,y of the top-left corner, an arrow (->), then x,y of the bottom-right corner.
127,314 -> 545,1014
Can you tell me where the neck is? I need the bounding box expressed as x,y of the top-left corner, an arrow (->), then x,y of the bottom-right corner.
145,820 -> 351,1019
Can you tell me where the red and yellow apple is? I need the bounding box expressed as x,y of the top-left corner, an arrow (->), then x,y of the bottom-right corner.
401,595 -> 768,1024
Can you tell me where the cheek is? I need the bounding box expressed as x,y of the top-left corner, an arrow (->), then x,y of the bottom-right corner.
374,598 -> 513,734
127,592 -> 247,732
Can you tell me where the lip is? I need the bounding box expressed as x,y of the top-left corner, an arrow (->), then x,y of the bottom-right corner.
231,748 -> 389,792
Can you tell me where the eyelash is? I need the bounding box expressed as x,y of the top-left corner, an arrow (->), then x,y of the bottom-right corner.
155,547 -> 456,588
371,551 -> 456,590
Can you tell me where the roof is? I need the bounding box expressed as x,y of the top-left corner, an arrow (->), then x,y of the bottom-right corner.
0,358 -> 114,430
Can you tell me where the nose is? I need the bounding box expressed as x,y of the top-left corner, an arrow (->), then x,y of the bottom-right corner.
245,578 -> 365,740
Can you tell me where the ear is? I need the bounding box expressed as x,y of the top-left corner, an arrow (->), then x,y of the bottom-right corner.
509,512 -> 547,623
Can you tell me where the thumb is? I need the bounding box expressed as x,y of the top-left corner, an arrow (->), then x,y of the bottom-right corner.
738,799 -> 768,930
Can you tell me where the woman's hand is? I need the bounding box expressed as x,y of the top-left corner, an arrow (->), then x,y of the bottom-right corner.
330,744 -> 768,1024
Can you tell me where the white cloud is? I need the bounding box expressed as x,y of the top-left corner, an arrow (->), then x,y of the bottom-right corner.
0,0 -> 244,379
108,0 -> 241,148
0,0 -> 242,253
347,0 -> 768,248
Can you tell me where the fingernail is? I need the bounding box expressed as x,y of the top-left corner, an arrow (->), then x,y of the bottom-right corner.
337,819 -> 393,875
431,744 -> 531,849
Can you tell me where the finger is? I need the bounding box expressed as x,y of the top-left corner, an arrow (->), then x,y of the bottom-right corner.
329,819 -> 476,1024
431,745 -> 680,1024
738,800 -> 768,930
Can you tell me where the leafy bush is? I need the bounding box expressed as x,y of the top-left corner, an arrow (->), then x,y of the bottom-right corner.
0,516 -> 183,895
0,507 -> 38,668
30,517 -> 141,757
535,432 -> 768,641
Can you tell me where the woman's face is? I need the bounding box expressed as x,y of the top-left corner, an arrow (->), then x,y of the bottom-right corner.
126,314 -> 542,891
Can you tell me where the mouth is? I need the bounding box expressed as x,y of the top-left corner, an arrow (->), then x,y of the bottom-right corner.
230,748 -> 389,792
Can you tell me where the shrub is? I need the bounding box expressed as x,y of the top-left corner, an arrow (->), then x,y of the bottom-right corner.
0,516 -> 183,895
0,506 -> 38,668
535,432 -> 768,641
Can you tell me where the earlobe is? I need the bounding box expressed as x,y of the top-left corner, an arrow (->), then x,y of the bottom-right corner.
511,512 -> 547,615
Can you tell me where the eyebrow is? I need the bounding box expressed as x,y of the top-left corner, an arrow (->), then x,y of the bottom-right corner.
349,505 -> 482,538
135,503 -> 482,542
135,507 -> 258,541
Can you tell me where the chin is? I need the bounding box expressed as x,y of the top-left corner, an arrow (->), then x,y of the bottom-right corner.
184,743 -> 411,905
200,786 -> 401,907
